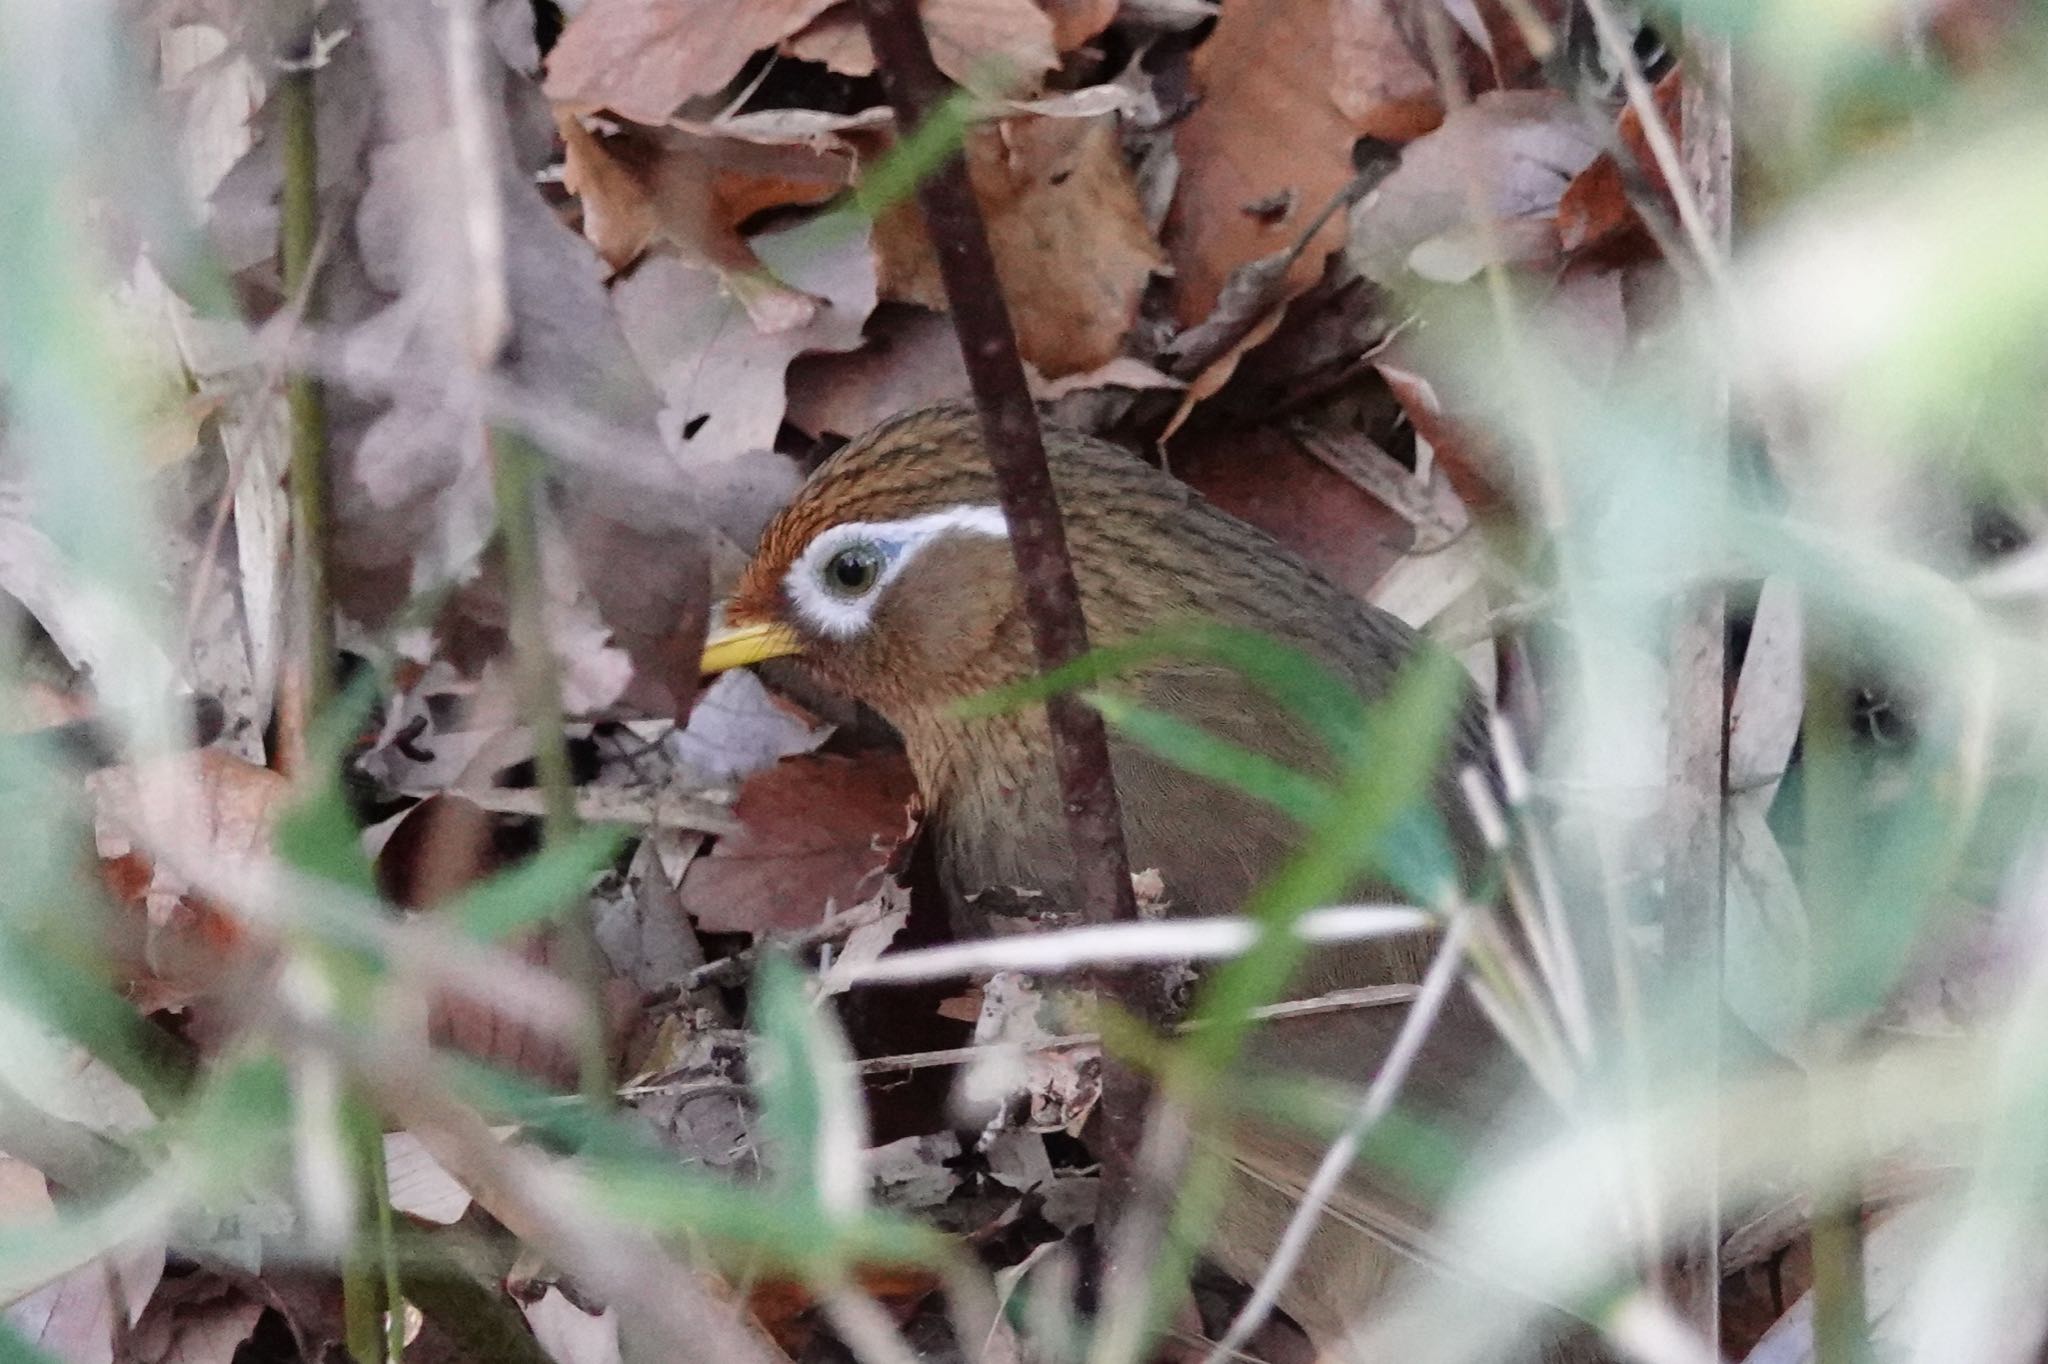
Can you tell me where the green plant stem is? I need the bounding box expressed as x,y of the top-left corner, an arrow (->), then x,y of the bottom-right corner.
281,22 -> 393,1361
1811,1195 -> 1868,1364
375,1142 -> 407,1364
489,431 -> 609,1106
342,1103 -> 387,1363
279,37 -> 331,716
1803,659 -> 1869,1364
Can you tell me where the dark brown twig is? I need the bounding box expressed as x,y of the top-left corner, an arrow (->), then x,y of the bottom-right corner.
849,0 -> 1157,1215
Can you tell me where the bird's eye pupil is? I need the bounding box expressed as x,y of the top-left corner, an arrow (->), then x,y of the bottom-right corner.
824,545 -> 881,596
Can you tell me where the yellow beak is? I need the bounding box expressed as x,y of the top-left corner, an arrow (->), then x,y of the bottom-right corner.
700,618 -> 805,675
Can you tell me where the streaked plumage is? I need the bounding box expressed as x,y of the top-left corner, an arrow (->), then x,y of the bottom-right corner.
719,403 -> 1587,1357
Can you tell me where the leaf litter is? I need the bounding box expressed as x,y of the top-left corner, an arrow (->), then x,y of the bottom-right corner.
0,0 -> 1955,1359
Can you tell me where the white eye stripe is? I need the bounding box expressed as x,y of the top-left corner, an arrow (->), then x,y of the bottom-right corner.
784,504 -> 1010,640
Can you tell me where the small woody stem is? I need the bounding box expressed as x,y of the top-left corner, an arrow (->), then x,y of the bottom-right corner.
850,0 -> 1163,1241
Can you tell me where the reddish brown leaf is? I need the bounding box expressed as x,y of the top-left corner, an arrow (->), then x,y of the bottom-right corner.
557,115 -> 850,286
1162,0 -> 1358,325
679,753 -> 919,934
1376,358 -> 1513,517
1557,70 -> 1683,260
543,0 -> 841,122
747,1264 -> 940,1356
91,750 -> 288,1011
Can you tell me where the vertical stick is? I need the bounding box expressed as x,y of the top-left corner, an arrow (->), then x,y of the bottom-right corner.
491,431 -> 610,1107
848,0 -> 1157,1197
280,17 -> 394,1364
1670,25 -> 1735,1348
279,15 -> 331,724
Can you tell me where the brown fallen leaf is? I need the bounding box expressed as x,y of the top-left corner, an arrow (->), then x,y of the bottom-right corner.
557,114 -> 850,328
91,749 -> 289,1012
923,0 -> 1059,87
873,114 -> 1162,377
127,1273 -> 263,1364
780,0 -> 1058,88
1162,0 -> 1358,325
1376,356 -> 1515,518
543,0 -> 841,123
679,752 -> 920,934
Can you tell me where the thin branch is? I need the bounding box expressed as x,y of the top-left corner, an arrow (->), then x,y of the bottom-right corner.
279,7 -> 331,725
834,905 -> 1433,985
848,0 -> 1157,1205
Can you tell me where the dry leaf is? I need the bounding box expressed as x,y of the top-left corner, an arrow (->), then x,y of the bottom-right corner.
1557,70 -> 1683,260
1330,0 -> 1442,139
781,0 -> 1057,87
667,670 -> 835,784
128,1277 -> 262,1364
956,972 -> 1100,1136
1039,0 -> 1119,49
1375,356 -> 1514,516
1,1158 -> 164,1364
559,116 -> 851,289
1347,90 -> 1600,284
867,1132 -> 964,1210
816,889 -> 911,993
543,0 -> 841,122
384,1130 -> 477,1225
678,753 -> 919,934
787,305 -> 975,440
613,219 -> 877,464
924,0 -> 1058,87
784,7 -> 877,74
1162,0 -> 1357,324
875,115 -> 1162,377
92,749 -> 289,1010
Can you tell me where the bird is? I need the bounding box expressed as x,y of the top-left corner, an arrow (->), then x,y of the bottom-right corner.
699,403 -> 1582,1359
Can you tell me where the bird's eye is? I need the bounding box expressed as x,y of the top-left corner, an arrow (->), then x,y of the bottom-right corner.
821,542 -> 885,598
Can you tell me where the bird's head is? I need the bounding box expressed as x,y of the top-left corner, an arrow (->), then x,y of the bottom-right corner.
700,405 -> 1036,717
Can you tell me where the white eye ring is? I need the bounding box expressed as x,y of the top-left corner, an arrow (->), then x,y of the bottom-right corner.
784,504 -> 1009,640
